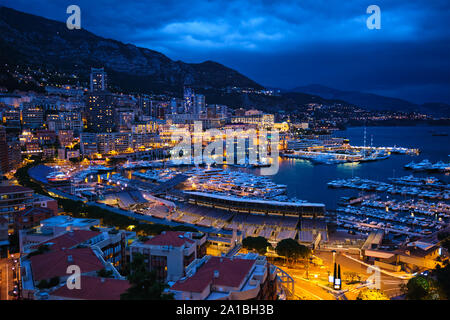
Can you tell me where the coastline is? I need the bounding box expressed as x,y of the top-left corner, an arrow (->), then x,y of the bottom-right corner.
342,119 -> 450,129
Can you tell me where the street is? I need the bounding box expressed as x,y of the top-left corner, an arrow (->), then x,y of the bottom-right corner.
0,255 -> 19,300
315,250 -> 407,299
274,250 -> 408,300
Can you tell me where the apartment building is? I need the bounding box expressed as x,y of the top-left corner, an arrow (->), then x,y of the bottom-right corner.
129,231 -> 207,282
168,253 -> 278,300
0,185 -> 34,223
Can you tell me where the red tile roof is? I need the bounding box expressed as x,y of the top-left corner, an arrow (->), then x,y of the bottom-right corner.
16,206 -> 52,217
35,230 -> 100,251
171,256 -> 256,293
144,231 -> 195,247
51,276 -> 130,300
30,247 -> 104,281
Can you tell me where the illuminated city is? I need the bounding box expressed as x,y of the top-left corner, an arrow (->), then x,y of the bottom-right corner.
0,1 -> 448,310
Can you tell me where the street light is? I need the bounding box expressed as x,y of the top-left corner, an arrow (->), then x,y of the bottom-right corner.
329,250 -> 337,284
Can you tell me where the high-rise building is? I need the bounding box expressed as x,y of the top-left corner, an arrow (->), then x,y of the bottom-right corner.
3,108 -> 21,128
89,67 -> 107,92
138,95 -> 152,116
169,98 -> 183,114
47,112 -> 82,133
209,104 -> 228,118
0,126 -> 9,174
7,137 -> 21,172
0,185 -> 34,223
86,68 -> 115,132
86,92 -> 115,132
194,94 -> 206,115
0,127 -> 20,172
22,103 -> 44,129
80,132 -> 98,155
57,130 -> 74,148
183,87 -> 195,113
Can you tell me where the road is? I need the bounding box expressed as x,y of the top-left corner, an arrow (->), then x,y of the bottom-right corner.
0,257 -> 14,300
274,250 -> 407,300
315,250 -> 407,299
291,273 -> 337,300
275,265 -> 337,300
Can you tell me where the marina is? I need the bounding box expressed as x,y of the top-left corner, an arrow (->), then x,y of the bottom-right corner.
281,148 -> 392,164
3,1 -> 450,302
182,167 -> 290,201
28,126 -> 450,246
333,197 -> 449,237
327,176 -> 450,200
404,159 -> 450,172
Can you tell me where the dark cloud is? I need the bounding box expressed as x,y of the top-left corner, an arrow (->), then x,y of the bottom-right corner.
3,0 -> 449,103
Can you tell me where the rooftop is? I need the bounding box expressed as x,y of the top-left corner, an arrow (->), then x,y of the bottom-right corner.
51,276 -> 130,300
40,215 -> 99,228
407,241 -> 436,251
30,247 -> 104,281
170,256 -> 256,293
16,206 -> 53,218
185,191 -> 325,207
144,231 -> 195,247
33,230 -> 101,251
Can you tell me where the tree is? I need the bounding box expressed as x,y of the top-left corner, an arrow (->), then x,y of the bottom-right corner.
437,231 -> 450,241
275,239 -> 311,263
242,236 -> 271,255
48,276 -> 60,288
69,156 -> 82,164
36,279 -> 49,290
120,253 -> 173,300
404,276 -> 430,300
432,263 -> 450,299
28,244 -> 51,257
441,237 -> 450,252
36,276 -> 60,289
97,268 -> 114,278
344,271 -> 361,284
357,289 -> 389,300
403,275 -> 442,300
402,261 -> 450,300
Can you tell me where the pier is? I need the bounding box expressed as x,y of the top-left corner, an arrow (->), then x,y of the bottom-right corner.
351,146 -> 420,155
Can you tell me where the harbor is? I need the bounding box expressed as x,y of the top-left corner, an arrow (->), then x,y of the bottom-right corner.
327,176 -> 450,200
282,145 -> 419,165
404,159 -> 450,172
27,126 -> 450,247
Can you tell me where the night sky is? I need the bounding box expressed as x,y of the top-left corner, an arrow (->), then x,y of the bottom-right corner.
3,0 -> 450,104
